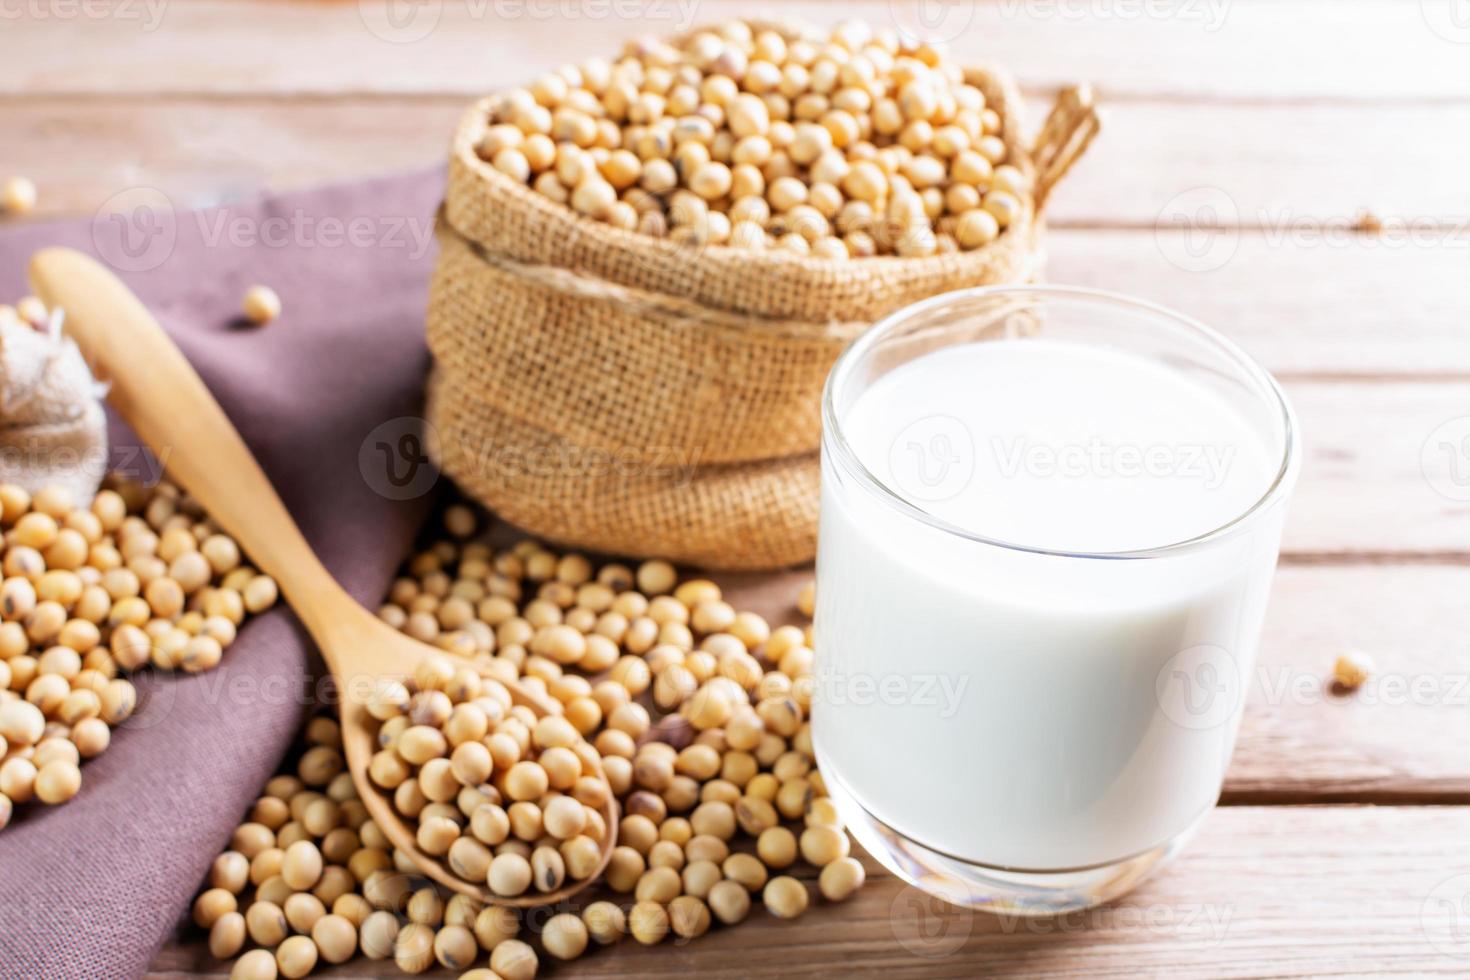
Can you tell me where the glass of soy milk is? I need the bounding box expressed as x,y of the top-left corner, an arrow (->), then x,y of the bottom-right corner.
814,286 -> 1300,915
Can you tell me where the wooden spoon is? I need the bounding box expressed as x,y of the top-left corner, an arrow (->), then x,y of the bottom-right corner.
29,247 -> 616,908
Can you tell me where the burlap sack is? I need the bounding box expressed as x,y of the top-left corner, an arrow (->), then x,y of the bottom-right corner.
428,368 -> 818,570
426,49 -> 1099,567
0,308 -> 107,503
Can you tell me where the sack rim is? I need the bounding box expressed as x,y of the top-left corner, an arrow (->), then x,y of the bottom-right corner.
447,63 -> 1037,279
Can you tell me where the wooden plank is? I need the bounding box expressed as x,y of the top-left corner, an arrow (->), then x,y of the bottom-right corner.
1046,101 -> 1470,228
8,0 -> 1470,101
1231,565 -> 1470,800
1285,381 -> 1470,557
0,99 -> 464,219
5,97 -> 1469,226
146,805 -> 1470,977
1046,231 -> 1470,378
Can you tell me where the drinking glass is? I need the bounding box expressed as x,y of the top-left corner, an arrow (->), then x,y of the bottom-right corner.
813,286 -> 1300,915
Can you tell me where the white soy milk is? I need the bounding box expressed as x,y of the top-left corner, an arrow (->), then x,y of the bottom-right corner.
814,338 -> 1287,871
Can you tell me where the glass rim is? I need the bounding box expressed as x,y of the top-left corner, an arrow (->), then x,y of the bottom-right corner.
820,284 -> 1301,561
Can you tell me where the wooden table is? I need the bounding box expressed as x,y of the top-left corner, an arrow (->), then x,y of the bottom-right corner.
8,1 -> 1470,975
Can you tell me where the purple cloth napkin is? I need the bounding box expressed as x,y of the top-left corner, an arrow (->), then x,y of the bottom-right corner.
0,170 -> 446,979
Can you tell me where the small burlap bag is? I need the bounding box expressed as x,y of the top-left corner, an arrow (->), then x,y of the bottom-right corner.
426,47 -> 1099,568
429,367 -> 818,569
0,308 -> 108,504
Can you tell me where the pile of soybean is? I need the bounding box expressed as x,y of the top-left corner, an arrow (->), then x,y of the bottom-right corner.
197,503 -> 861,979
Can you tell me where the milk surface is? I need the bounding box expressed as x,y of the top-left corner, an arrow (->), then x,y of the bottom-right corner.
813,338 -> 1288,870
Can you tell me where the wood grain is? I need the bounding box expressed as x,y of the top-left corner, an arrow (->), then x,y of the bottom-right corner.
5,97 -> 1470,226
0,99 -> 464,219
147,805 -> 1470,978
1284,381 -> 1470,556
8,0 -> 1470,101
1229,565 -> 1470,801
1047,231 -> 1470,378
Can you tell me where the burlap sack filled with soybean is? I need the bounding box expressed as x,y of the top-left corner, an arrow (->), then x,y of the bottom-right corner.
427,60 -> 1097,569
0,307 -> 107,504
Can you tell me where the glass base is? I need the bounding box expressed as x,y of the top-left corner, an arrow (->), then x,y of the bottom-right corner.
822,767 -> 1202,917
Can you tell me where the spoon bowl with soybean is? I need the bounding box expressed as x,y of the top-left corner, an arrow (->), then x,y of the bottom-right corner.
30,247 -> 616,908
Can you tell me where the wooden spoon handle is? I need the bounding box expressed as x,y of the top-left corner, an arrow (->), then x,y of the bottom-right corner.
28,248 -> 358,638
